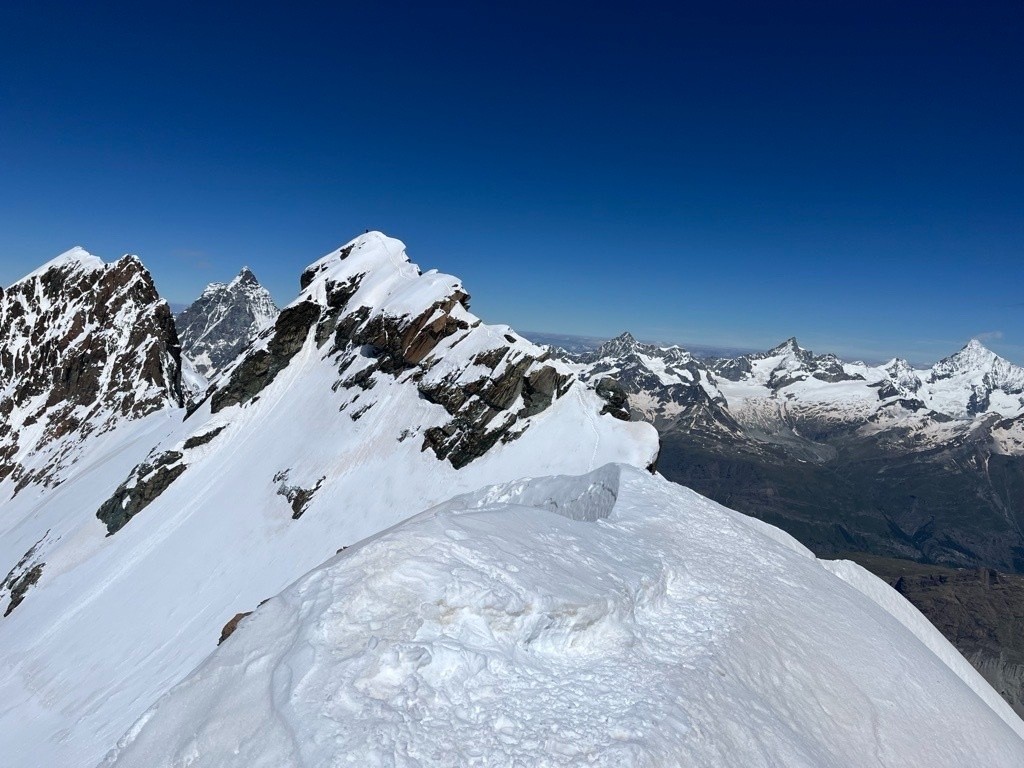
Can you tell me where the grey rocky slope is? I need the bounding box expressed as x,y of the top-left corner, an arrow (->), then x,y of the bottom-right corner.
175,267 -> 278,378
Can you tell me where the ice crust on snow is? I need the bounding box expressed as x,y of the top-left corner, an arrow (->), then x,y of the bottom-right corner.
102,465 -> 1024,767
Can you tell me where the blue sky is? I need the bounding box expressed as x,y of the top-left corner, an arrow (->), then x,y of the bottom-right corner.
0,1 -> 1021,365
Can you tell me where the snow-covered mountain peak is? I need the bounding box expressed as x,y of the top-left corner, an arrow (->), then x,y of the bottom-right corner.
884,357 -> 914,375
595,330 -> 641,357
573,332 -> 730,429
291,231 -> 469,323
592,332 -> 695,367
931,339 -> 1022,383
176,265 -> 279,379
919,339 -> 1024,417
713,337 -> 858,390
764,336 -> 805,357
205,231 -> 633,468
963,337 -> 992,355
0,249 -> 184,492
231,266 -> 258,285
196,280 -> 228,297
14,246 -> 105,284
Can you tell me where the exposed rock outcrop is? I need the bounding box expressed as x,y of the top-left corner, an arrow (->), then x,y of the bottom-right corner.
1,534 -> 48,616
91,233 -> 649,535
212,233 -> 584,470
3,563 -> 43,617
210,301 -> 321,413
96,451 -> 188,535
218,611 -> 253,645
595,376 -> 630,420
0,249 -> 184,491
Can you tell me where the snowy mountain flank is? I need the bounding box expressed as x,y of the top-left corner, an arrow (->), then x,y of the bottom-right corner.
175,266 -> 278,379
1,235 -> 1022,766
0,233 -> 655,768
102,466 -> 1024,767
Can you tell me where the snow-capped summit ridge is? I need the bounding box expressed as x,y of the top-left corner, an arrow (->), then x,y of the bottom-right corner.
0,231 -> 658,768
931,339 -> 1023,382
593,331 -> 643,359
15,245 -> 105,284
766,336 -> 804,355
226,266 -> 260,290
206,230 -> 623,468
294,232 -> 467,319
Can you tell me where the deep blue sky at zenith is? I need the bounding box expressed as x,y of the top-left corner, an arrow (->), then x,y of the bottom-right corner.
0,1 -> 1021,364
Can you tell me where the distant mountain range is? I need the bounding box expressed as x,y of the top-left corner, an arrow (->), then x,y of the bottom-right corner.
565,330 -> 1024,569
523,329 -> 758,360
561,330 -> 1024,715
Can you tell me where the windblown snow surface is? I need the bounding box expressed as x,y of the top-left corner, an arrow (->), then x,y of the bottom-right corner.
103,465 -> 1024,767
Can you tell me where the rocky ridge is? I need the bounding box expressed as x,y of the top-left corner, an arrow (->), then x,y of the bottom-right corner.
0,248 -> 184,493
0,233 -> 658,768
575,332 -> 741,436
100,233 -> 618,532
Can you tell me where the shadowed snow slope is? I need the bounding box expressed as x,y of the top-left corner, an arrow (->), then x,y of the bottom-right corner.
103,465 -> 1023,768
0,233 -> 657,768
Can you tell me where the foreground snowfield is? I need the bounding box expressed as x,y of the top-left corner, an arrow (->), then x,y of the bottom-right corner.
102,465 -> 1024,767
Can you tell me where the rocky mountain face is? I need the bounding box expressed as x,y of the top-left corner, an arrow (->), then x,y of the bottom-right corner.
574,332 -> 742,436
570,331 -> 1024,713
711,336 -> 861,388
175,267 -> 278,379
0,233 -> 658,768
0,248 -> 184,493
